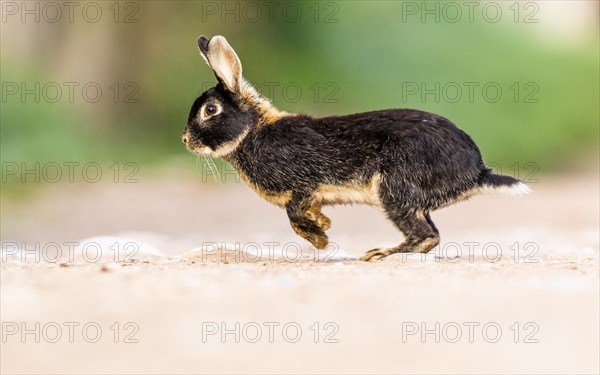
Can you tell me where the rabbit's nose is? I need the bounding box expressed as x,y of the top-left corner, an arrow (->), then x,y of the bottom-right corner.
182,134 -> 189,144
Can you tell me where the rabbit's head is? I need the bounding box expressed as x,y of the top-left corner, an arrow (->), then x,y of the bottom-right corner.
182,35 -> 286,157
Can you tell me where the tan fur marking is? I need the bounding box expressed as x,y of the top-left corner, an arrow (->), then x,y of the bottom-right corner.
313,173 -> 382,207
413,237 -> 440,253
239,80 -> 290,126
211,129 -> 250,157
437,188 -> 479,209
189,128 -> 249,158
261,190 -> 292,207
306,207 -> 332,231
234,168 -> 292,207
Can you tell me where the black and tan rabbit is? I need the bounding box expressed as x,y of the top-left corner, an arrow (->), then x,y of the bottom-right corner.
182,35 -> 530,261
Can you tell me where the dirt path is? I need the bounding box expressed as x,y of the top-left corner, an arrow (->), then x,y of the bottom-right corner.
1,167 -> 598,374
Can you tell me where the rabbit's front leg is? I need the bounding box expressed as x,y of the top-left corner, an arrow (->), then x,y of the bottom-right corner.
286,194 -> 329,250
306,206 -> 331,231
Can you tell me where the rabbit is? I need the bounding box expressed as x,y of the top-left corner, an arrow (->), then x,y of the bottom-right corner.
182,35 -> 531,262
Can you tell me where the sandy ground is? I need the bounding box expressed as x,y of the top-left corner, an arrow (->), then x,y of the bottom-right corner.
1,165 -> 598,374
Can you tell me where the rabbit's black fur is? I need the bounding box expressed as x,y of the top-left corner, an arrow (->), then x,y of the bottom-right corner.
182,35 -> 529,261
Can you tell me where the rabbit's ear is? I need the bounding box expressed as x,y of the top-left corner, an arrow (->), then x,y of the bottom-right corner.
198,35 -> 242,93
197,35 -> 211,67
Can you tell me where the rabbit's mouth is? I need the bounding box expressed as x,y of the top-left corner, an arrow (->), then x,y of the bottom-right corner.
182,133 -> 212,156
186,142 -> 228,158
187,144 -> 213,156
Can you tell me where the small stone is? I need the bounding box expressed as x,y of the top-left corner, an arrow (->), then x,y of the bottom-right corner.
100,264 -> 112,273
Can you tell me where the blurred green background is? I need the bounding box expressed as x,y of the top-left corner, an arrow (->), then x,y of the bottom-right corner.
1,1 -> 598,193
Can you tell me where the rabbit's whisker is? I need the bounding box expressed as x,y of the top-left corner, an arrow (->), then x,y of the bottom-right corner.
203,155 -> 222,184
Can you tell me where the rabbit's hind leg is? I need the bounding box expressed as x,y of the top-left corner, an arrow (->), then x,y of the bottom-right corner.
286,195 -> 329,249
360,209 -> 440,262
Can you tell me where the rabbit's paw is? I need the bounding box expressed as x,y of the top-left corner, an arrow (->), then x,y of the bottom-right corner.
308,234 -> 329,250
360,248 -> 393,262
291,222 -> 329,250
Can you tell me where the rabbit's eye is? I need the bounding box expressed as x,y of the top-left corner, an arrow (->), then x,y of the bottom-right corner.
199,102 -> 222,121
203,103 -> 221,118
